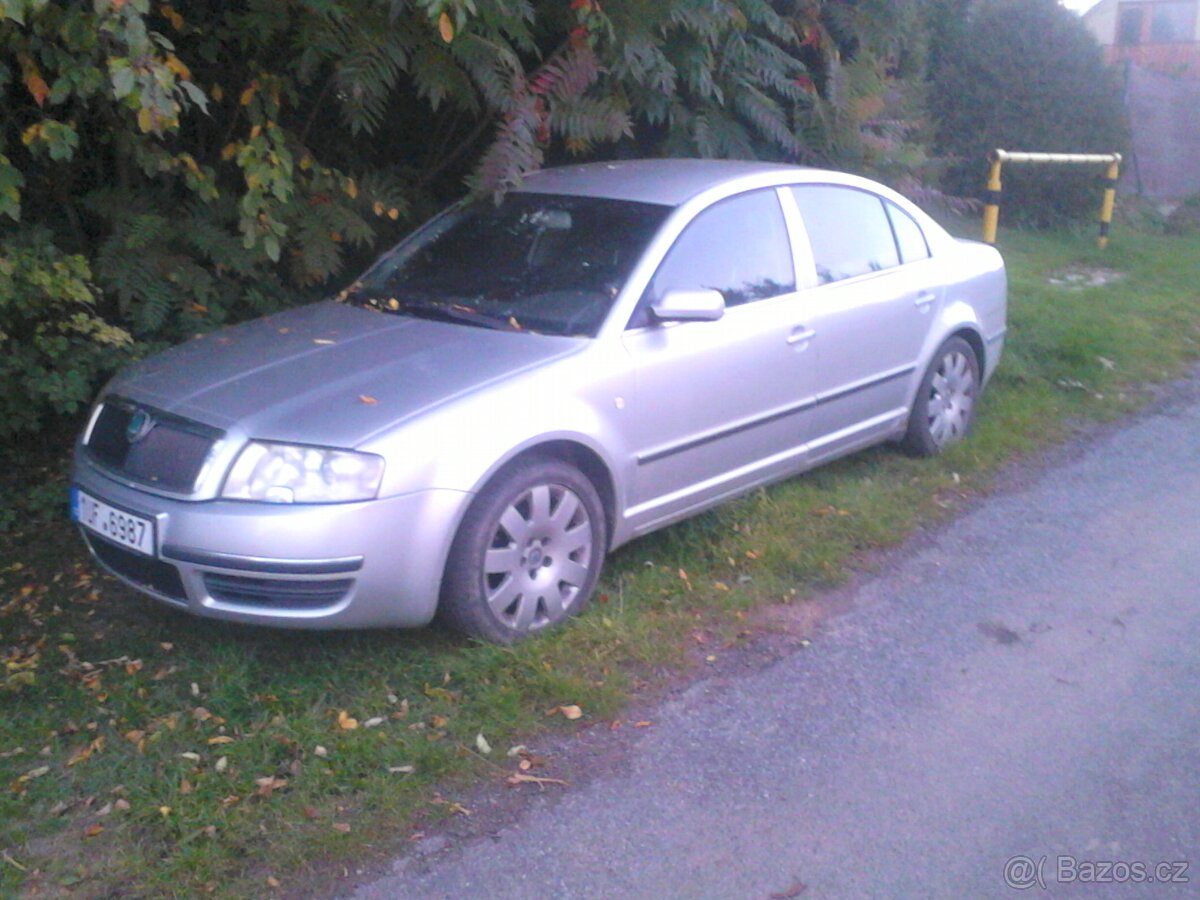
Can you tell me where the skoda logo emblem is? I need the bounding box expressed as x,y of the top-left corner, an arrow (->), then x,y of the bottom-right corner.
126,408 -> 156,444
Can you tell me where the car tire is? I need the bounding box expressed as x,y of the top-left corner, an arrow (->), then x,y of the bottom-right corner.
902,336 -> 980,457
439,457 -> 606,644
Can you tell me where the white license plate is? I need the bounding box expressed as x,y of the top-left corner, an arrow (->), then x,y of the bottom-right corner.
72,488 -> 156,557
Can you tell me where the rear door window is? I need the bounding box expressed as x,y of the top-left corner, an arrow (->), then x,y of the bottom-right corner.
789,186 -> 900,284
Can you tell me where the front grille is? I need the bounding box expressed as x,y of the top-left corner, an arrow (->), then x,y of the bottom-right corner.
86,534 -> 187,602
87,399 -> 221,493
203,573 -> 354,610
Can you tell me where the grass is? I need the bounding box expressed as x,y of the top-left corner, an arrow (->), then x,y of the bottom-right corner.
2,225 -> 1199,897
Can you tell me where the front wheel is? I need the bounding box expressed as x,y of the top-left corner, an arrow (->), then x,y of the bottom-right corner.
902,336 -> 980,457
439,458 -> 606,644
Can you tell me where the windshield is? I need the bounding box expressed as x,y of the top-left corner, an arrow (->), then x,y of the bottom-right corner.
341,193 -> 671,337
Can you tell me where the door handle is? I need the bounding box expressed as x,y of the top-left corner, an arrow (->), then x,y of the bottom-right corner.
915,291 -> 937,309
787,326 -> 817,346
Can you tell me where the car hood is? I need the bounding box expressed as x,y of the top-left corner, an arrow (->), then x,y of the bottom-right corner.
108,301 -> 583,448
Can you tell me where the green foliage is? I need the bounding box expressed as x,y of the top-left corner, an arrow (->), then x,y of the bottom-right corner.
0,229 -> 134,440
930,0 -> 1128,226
0,0 -> 946,447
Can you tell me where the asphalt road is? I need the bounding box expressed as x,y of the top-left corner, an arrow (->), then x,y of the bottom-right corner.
354,381 -> 1200,899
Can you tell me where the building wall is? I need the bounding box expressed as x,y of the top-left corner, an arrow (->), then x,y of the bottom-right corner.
1122,64 -> 1200,197
1084,0 -> 1200,76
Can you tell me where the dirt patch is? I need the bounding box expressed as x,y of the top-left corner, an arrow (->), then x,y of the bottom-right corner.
1046,266 -> 1126,290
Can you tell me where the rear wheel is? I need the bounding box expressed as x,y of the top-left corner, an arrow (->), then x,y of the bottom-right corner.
439,458 -> 605,644
903,336 -> 980,456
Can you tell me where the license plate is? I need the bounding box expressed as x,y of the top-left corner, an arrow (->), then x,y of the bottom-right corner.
72,488 -> 156,557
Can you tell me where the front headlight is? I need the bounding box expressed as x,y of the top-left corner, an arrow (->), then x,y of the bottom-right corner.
222,442 -> 385,504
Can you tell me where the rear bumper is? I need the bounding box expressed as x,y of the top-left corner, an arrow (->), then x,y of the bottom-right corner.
72,460 -> 470,629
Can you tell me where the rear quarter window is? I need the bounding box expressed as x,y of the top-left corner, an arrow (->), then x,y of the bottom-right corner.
790,185 -> 900,284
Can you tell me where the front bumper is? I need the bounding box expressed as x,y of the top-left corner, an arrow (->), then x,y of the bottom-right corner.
72,460 -> 470,629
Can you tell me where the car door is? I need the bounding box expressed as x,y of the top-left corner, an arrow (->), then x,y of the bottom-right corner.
619,188 -> 818,534
786,185 -> 941,463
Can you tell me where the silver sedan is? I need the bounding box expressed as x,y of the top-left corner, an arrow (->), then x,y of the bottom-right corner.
71,160 -> 1006,642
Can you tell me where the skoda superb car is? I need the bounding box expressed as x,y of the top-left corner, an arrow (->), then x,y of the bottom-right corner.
72,160 -> 1006,643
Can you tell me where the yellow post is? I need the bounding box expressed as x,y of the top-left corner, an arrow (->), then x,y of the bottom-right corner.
1097,156 -> 1121,249
981,155 -> 1004,245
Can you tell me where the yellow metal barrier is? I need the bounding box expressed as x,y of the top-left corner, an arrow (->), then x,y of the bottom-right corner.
981,149 -> 1122,248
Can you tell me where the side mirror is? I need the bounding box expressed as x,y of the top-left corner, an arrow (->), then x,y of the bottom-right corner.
650,288 -> 726,323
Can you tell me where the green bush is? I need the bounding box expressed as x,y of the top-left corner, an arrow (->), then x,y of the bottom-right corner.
930,0 -> 1127,226
0,230 -> 134,442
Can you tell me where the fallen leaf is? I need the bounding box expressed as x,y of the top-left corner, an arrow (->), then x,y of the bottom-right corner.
506,772 -> 568,788
388,765 -> 415,775
207,736 -> 235,745
438,12 -> 455,43
332,822 -> 351,833
302,806 -> 318,819
159,806 -> 171,817
255,776 -> 288,798
313,339 -> 336,345
159,642 -> 174,652
634,721 -> 653,728
180,778 -> 193,795
359,395 -> 378,405
84,823 -> 104,838
475,733 -> 492,755
363,716 -> 385,728
430,714 -> 448,729
313,745 -> 328,758
18,766 -> 49,782
192,706 -> 211,722
267,876 -> 280,888
506,744 -> 528,757
114,798 -> 130,811
215,756 -> 228,773
559,705 -> 583,720
180,752 -> 201,761
336,710 -> 358,731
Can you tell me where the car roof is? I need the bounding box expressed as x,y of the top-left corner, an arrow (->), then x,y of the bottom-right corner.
516,159 -> 816,207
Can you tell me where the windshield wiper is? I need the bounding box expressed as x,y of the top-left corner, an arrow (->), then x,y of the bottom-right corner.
357,296 -> 520,332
